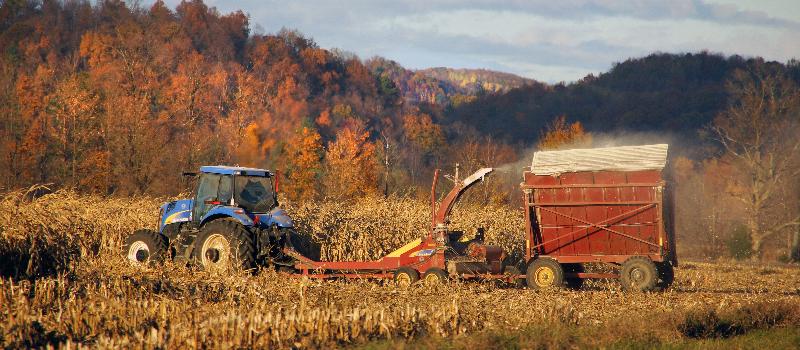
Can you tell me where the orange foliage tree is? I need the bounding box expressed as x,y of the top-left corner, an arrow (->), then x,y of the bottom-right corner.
283,126 -> 323,201
323,126 -> 377,199
536,115 -> 593,150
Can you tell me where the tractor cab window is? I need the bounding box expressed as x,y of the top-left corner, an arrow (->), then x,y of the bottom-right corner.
235,176 -> 275,213
218,175 -> 233,205
194,173 -> 221,222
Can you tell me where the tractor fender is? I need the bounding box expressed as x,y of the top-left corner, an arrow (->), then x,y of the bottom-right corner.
159,199 -> 193,232
262,207 -> 294,228
199,206 -> 255,227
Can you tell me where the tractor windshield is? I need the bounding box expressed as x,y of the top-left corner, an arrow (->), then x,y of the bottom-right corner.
234,176 -> 275,213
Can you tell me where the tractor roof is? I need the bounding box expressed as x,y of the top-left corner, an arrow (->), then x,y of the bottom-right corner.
200,165 -> 271,177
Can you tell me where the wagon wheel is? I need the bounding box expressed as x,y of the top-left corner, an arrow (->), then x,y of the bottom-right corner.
503,266 -> 525,288
393,267 -> 419,288
526,258 -> 564,289
423,267 -> 448,286
620,257 -> 659,292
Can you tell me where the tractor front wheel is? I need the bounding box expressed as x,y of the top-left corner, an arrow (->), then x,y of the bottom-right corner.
527,258 -> 564,290
124,229 -> 168,265
195,220 -> 256,272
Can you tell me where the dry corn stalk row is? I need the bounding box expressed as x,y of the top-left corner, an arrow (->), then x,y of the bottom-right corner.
287,195 -> 525,262
1,190 -> 799,348
0,190 -> 523,277
1,259 -> 799,348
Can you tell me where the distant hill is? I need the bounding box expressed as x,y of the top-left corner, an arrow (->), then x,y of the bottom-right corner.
365,57 -> 536,105
418,67 -> 535,94
444,52 -> 800,143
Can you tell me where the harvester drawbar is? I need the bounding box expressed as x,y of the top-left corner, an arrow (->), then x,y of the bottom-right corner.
282,168 -> 522,287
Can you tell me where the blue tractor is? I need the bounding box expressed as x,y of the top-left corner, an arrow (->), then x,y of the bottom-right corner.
123,166 -> 297,271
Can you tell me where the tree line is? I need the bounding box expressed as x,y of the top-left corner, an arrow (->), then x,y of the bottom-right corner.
1,0 -> 798,260
0,0 -> 516,202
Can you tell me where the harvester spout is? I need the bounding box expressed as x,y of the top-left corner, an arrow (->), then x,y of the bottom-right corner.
431,167 -> 494,228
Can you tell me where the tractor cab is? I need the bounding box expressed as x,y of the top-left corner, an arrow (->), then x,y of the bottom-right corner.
190,166 -> 278,225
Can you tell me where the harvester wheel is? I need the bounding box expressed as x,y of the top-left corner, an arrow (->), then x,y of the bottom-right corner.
620,257 -> 659,292
656,261 -> 675,290
527,258 -> 564,290
503,266 -> 525,288
423,268 -> 448,286
393,267 -> 419,288
564,263 -> 585,290
124,229 -> 168,265
195,220 -> 256,272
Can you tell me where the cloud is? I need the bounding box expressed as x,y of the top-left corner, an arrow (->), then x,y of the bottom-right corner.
155,0 -> 800,82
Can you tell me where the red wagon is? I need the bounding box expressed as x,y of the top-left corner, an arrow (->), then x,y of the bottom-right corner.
521,144 -> 676,291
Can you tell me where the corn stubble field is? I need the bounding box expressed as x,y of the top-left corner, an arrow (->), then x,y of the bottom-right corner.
1,190 -> 799,348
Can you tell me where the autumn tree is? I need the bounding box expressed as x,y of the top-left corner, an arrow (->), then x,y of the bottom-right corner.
323,125 -> 377,199
672,156 -> 747,258
537,115 -> 592,150
49,75 -> 107,191
711,67 -> 800,260
454,134 -> 516,205
399,112 -> 445,185
283,126 -> 323,201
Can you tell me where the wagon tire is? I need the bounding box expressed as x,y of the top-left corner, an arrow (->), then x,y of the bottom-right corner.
195,220 -> 256,272
656,261 -> 675,290
124,229 -> 169,265
423,267 -> 448,286
620,257 -> 659,292
527,258 -> 564,290
394,267 -> 419,288
564,263 -> 585,290
504,266 -> 525,288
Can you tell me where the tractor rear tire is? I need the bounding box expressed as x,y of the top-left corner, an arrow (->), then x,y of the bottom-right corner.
504,265 -> 525,288
124,229 -> 168,265
527,258 -> 564,290
656,261 -> 675,290
423,267 -> 448,286
564,263 -> 585,290
620,257 -> 659,292
393,267 -> 419,288
195,220 -> 256,272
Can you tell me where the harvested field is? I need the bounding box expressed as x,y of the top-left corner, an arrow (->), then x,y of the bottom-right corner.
1,190 -> 799,348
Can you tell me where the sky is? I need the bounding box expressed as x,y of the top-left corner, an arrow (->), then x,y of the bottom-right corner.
158,0 -> 800,83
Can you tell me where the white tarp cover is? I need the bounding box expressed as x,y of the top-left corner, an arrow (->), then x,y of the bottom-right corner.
531,144 -> 669,175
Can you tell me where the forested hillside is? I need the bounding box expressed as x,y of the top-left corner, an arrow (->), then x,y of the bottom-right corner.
0,0 -> 412,197
446,53 -> 800,142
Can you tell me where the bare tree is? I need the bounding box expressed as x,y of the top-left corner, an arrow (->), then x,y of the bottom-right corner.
711,67 -> 800,260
